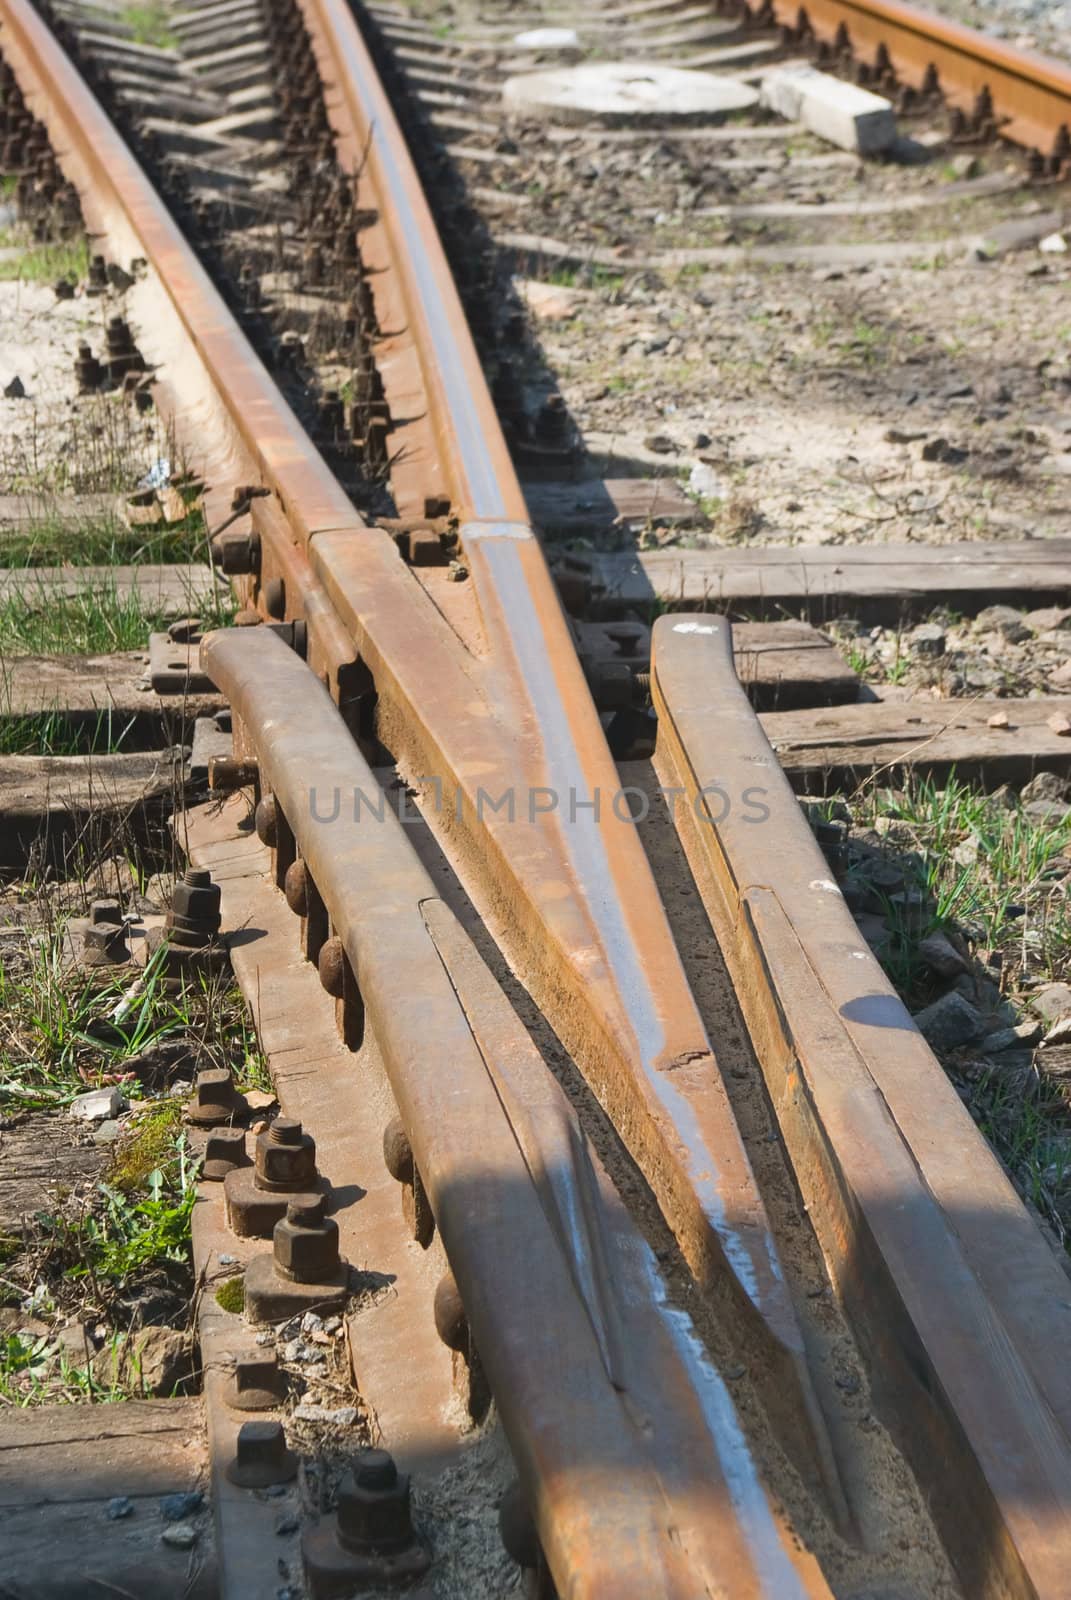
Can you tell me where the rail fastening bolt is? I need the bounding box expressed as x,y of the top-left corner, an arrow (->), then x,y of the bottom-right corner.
284,860 -> 308,916
225,1419 -> 297,1488
273,1195 -> 340,1283
254,794 -> 278,848
336,1449 -> 416,1554
255,1117 -> 317,1190
317,936 -> 345,999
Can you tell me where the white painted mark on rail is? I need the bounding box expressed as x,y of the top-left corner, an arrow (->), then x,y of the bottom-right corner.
672,621 -> 719,634
460,520 -> 533,542
809,878 -> 840,894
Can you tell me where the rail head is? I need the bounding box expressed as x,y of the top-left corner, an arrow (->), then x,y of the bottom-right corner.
200,624 -> 831,1600
650,611 -> 1071,1600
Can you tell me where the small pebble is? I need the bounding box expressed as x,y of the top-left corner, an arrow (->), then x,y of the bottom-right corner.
161,1523 -> 198,1550
219,1253 -> 238,1266
834,1370 -> 862,1394
106,1497 -> 134,1521
160,1490 -> 203,1522
275,1515 -> 301,1537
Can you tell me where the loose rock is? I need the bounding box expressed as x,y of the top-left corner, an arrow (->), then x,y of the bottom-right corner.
93,1327 -> 193,1396
913,991 -> 986,1051
1031,983 -> 1071,1023
161,1523 -> 198,1550
160,1491 -> 204,1522
917,931 -> 969,978
71,1086 -> 127,1122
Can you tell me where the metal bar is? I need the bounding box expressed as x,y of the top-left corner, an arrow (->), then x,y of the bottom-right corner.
0,0 -> 849,1490
650,612 -> 1071,1600
201,623 -> 834,1600
752,0 -> 1071,152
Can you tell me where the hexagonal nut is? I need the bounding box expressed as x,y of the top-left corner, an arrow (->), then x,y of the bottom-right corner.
169,869 -> 221,935
255,1118 -> 317,1191
274,1197 -> 340,1284
337,1451 -> 414,1554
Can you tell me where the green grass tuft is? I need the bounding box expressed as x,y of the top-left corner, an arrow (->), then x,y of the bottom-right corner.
0,233 -> 90,285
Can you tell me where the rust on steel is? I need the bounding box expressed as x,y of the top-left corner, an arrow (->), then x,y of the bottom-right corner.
202,623 -> 834,1600
281,10 -> 849,1514
650,613 -> 1071,1600
0,0 -> 362,704
750,0 -> 1071,153
0,6 -> 826,1464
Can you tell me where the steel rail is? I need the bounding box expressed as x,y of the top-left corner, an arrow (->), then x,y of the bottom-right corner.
738,0 -> 1071,154
650,613 -> 1071,1600
281,12 -> 849,1503
0,0 -> 852,1512
202,624 -> 833,1600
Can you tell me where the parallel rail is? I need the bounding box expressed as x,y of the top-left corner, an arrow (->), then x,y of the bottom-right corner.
737,0 -> 1071,156
3,0 -> 1071,1593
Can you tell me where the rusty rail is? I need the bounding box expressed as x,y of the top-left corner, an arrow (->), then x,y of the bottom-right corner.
651,613 -> 1071,1600
6,0 -> 1071,1591
738,0 -> 1071,156
202,624 -> 832,1600
0,0 -> 854,1517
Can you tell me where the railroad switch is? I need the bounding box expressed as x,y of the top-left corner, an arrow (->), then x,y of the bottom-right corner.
302,1448 -> 430,1596
243,1195 -> 350,1322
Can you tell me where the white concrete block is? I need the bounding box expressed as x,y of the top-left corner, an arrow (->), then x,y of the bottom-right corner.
503,62 -> 759,123
760,65 -> 897,154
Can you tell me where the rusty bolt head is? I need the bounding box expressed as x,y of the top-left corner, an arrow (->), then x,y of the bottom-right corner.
89,897 -> 122,926
203,1125 -> 249,1181
255,1118 -> 317,1191
318,936 -> 345,999
208,756 -> 259,793
382,1117 -> 413,1185
254,795 -> 278,848
211,529 -> 261,576
273,1195 -> 340,1283
284,860 -> 308,917
168,868 -> 221,941
225,1419 -> 298,1488
263,576 -> 286,619
336,1449 -> 414,1555
227,1351 -> 286,1411
433,1272 -> 467,1353
82,919 -> 129,966
187,1068 -> 247,1127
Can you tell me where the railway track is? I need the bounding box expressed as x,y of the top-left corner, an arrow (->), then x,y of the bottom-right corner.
1,0 -> 1070,1595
